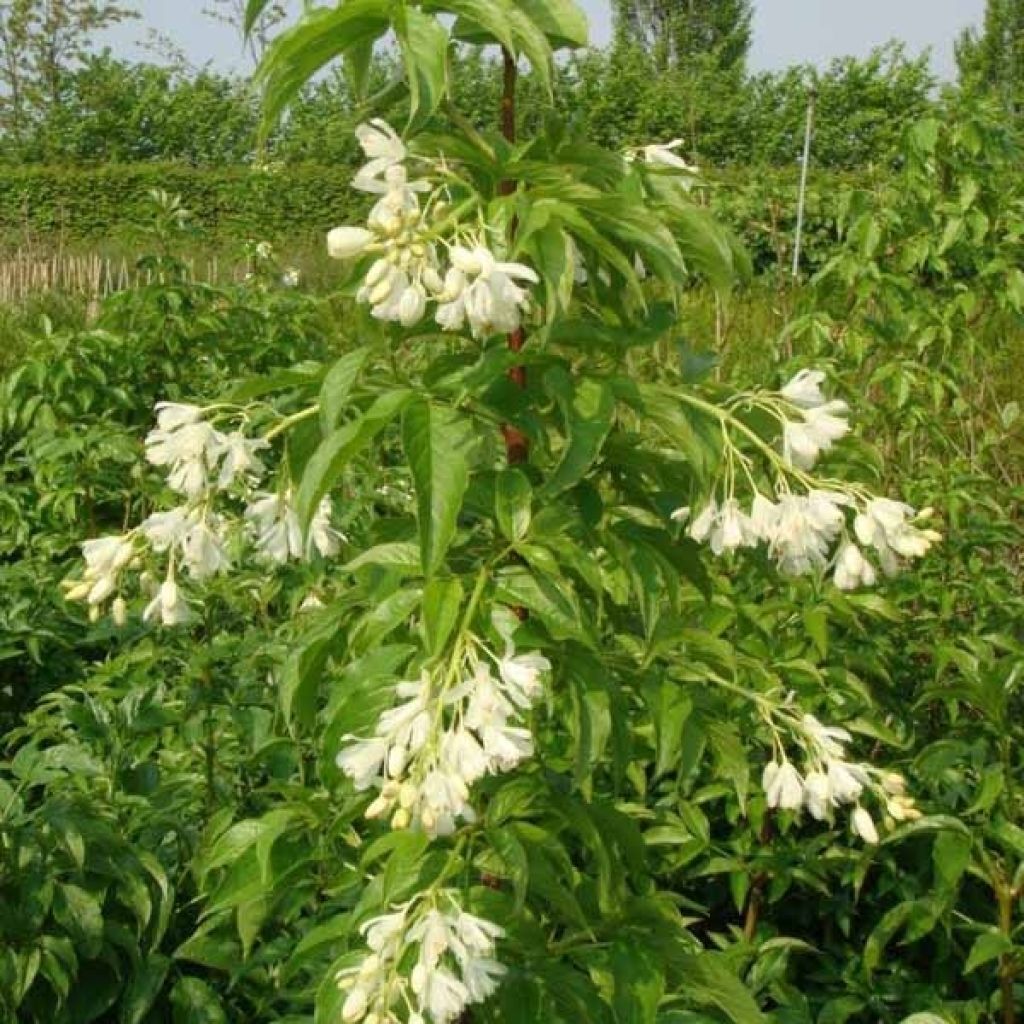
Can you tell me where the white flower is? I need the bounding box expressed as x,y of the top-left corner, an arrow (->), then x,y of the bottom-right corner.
245,490 -> 339,563
341,986 -> 369,1023
82,535 -> 135,580
769,491 -> 847,575
497,651 -> 550,708
336,737 -> 389,791
181,518 -> 230,580
711,498 -> 753,555
833,542 -> 876,591
328,226 -> 375,260
442,728 -> 490,786
154,402 -> 203,430
688,501 -> 718,543
217,431 -> 268,488
417,967 -> 470,1024
780,369 -> 828,409
398,282 -> 428,327
282,267 -> 300,288
782,401 -> 850,469
146,416 -> 223,499
803,770 -> 832,820
461,957 -> 505,1002
353,119 -> 408,192
855,498 -> 940,570
143,579 -> 189,627
641,138 -> 697,172
749,492 -> 779,542
361,908 -> 409,955
435,244 -> 538,339
801,714 -> 852,758
141,507 -> 192,552
826,758 -> 866,804
69,535 -> 136,608
452,911 -> 504,955
763,759 -> 804,811
480,722 -> 534,772
246,491 -> 301,563
852,805 -> 880,844
310,498 -> 343,557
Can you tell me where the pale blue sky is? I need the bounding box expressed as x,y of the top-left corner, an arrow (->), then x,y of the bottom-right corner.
100,1 -> 985,79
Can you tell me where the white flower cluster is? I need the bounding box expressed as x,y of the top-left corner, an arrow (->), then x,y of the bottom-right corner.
337,645 -> 549,839
63,401 -> 341,626
337,893 -> 505,1024
327,120 -> 539,338
762,713 -> 920,844
676,370 -> 940,587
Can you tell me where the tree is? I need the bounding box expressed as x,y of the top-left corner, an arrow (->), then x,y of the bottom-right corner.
0,0 -> 34,142
956,0 -> 1024,114
203,0 -> 287,65
0,0 -> 136,141
614,0 -> 753,71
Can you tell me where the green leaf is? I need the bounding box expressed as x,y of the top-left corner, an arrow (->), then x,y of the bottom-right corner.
487,826 -> 530,911
279,617 -> 337,730
256,1 -> 392,133
244,0 -> 274,35
402,400 -> 476,576
516,0 -> 589,49
495,469 -> 533,542
541,372 -> 615,498
170,977 -> 228,1024
964,930 -> 1013,973
395,7 -> 449,129
677,953 -> 768,1024
54,884 -> 103,959
320,347 -> 370,433
119,956 -> 171,1024
422,577 -> 464,656
296,389 -> 413,534
434,0 -> 515,52
345,542 -> 423,574
612,942 -> 663,1024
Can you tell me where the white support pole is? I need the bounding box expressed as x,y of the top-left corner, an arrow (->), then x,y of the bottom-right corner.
792,85 -> 817,279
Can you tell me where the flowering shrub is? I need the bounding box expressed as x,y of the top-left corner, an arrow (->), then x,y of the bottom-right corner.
39,2 -> 957,1021
13,6 -> 1024,1024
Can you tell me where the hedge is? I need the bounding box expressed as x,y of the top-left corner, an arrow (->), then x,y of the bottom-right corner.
0,163 -> 362,246
0,162 -> 874,274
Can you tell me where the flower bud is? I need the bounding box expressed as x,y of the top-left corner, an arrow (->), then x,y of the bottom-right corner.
342,986 -> 368,1022
852,805 -> 879,844
111,596 -> 127,627
327,226 -> 374,261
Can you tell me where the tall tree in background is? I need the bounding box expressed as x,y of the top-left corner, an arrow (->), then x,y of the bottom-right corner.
203,0 -> 287,65
613,0 -> 753,70
0,0 -> 136,137
956,0 -> 1024,115
0,0 -> 35,142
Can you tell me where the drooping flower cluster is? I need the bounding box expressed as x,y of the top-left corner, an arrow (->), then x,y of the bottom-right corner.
675,369 -> 941,587
762,712 -> 920,844
337,643 -> 550,838
326,120 -> 539,337
63,401 -> 341,626
337,892 -> 505,1024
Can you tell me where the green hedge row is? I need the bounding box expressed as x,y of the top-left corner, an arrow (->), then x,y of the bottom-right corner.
0,163 -> 362,245
0,162 -> 871,274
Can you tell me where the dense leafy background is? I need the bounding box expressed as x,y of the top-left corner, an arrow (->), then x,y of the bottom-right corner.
1,2 -> 1023,1023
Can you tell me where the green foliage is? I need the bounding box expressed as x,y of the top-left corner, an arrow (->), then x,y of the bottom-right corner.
1,8 -> 1023,1024
957,0 -> 1024,116
0,162 -> 362,244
